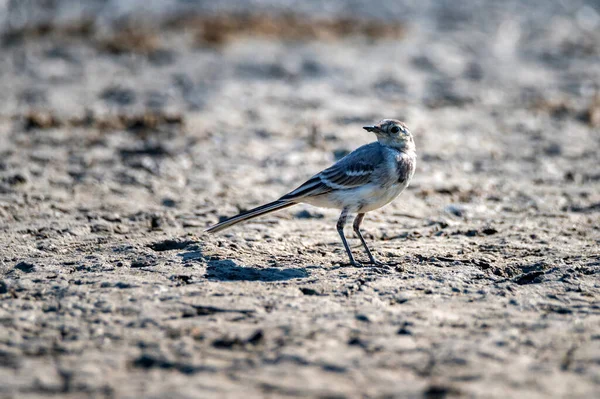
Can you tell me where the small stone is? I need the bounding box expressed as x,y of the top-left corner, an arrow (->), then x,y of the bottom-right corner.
100,86 -> 136,106
148,239 -> 194,252
114,224 -> 129,234
424,384 -> 461,398
544,142 -> 562,156
115,282 -> 134,289
151,215 -> 163,230
246,330 -> 264,345
131,259 -> 155,268
182,219 -> 204,228
481,227 -> 498,235
91,222 -> 113,233
397,326 -> 412,335
444,204 -> 465,217
162,198 -> 177,208
514,271 -> 544,285
355,314 -> 370,322
15,262 -> 35,273
300,287 -> 321,295
5,173 -> 27,186
102,213 -> 121,222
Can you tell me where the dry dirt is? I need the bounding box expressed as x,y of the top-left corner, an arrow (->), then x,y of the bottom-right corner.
0,1 -> 599,398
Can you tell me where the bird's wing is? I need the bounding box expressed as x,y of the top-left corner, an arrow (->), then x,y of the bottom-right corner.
280,143 -> 383,201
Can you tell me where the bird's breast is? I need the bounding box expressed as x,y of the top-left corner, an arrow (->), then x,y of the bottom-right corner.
395,152 -> 416,185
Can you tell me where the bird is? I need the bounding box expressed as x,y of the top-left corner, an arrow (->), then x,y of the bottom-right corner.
206,119 -> 417,267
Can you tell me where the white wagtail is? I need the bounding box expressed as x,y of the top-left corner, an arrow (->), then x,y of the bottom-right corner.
206,119 -> 417,266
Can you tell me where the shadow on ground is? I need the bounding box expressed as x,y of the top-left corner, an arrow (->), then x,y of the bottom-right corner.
206,259 -> 309,282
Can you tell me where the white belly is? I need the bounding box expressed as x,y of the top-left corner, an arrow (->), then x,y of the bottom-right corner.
301,182 -> 408,213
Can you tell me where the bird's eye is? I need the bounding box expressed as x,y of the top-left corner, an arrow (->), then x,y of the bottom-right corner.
390,126 -> 400,134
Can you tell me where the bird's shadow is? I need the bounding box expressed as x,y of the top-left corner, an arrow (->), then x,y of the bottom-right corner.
205,259 -> 309,282
176,248 -> 309,282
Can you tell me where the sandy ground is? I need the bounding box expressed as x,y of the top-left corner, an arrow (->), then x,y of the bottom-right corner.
0,1 -> 599,398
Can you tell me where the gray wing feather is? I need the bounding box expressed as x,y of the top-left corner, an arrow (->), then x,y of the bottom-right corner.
280,142 -> 383,201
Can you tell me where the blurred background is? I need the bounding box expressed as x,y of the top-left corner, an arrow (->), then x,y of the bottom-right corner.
0,0 -> 598,220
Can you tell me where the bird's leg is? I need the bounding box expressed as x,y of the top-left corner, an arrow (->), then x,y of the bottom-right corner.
337,208 -> 359,267
353,213 -> 383,265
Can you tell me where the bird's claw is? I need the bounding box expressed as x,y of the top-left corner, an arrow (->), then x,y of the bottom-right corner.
339,258 -> 400,271
363,259 -> 404,274
336,260 -> 364,268
365,258 -> 386,267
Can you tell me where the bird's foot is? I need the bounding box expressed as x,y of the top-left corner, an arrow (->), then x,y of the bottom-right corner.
336,259 -> 364,268
364,259 -> 403,273
365,258 -> 385,266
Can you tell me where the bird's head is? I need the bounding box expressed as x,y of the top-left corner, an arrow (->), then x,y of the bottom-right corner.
363,119 -> 414,151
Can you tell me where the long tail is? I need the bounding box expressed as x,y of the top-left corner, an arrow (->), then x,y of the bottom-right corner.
205,200 -> 296,234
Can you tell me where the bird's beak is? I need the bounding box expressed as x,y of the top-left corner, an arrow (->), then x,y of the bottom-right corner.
363,125 -> 378,133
